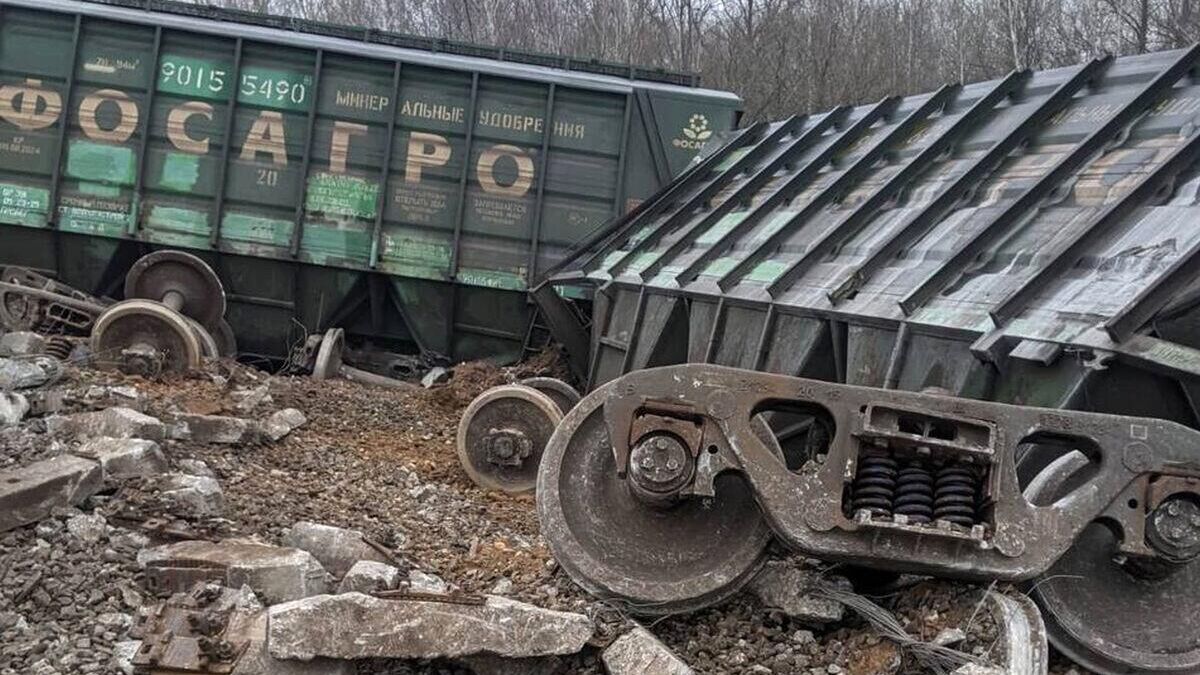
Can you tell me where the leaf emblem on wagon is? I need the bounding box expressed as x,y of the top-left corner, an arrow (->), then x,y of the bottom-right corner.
683,114 -> 712,141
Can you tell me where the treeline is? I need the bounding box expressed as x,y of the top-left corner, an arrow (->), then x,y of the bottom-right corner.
212,0 -> 1200,121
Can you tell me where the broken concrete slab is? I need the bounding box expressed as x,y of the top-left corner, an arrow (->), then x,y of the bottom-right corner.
0,455 -> 102,532
748,561 -> 847,625
233,384 -> 273,413
132,582 -> 349,675
112,640 -> 140,675
267,592 -> 593,661
0,391 -> 28,426
0,355 -> 60,389
337,560 -> 401,594
83,385 -> 144,411
154,473 -> 225,517
24,388 -> 63,417
73,437 -> 168,481
407,569 -> 448,594
171,413 -> 256,444
229,610 -> 353,675
47,407 -> 165,441
280,521 -> 390,578
0,331 -> 45,356
176,458 -> 215,477
603,626 -> 694,675
263,408 -> 306,442
139,540 -> 327,605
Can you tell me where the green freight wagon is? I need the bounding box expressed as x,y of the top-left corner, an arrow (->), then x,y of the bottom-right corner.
533,48 -> 1200,675
0,0 -> 740,362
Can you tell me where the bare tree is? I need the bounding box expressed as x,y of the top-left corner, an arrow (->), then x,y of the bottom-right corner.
207,0 -> 1200,121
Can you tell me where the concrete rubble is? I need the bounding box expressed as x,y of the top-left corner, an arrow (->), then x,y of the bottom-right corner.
603,626 -> 695,675
0,331 -> 45,356
0,332 -> 1036,675
171,412 -> 257,444
0,355 -> 60,389
46,406 -> 165,441
138,539 -> 328,604
407,568 -> 449,594
153,472 -> 226,517
65,513 -> 107,544
267,592 -> 594,661
0,391 -> 29,426
337,560 -> 402,594
128,582 -> 352,675
72,437 -> 168,481
0,455 -> 102,532
748,560 -> 848,625
176,457 -> 216,477
281,520 -> 392,577
264,407 -> 307,441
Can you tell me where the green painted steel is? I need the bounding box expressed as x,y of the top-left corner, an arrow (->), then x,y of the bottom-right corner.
543,46 -> 1200,437
0,0 -> 740,361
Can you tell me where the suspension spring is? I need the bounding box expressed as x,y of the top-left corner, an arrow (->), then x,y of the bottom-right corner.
850,450 -> 898,517
43,336 -> 74,361
894,462 -> 935,524
934,465 -> 979,527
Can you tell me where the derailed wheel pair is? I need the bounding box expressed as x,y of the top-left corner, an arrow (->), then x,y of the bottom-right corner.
456,378 -> 581,493
91,251 -> 236,374
536,380 -> 1200,674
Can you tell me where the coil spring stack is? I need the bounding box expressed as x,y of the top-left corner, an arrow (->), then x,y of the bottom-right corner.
848,450 -> 984,529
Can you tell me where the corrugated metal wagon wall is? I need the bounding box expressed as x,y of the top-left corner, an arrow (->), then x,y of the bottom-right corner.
542,46 -> 1200,431
0,0 -> 740,363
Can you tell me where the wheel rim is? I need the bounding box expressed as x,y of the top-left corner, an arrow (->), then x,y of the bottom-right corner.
457,384 -> 563,493
213,319 -> 238,358
91,299 -> 203,374
312,328 -> 344,380
537,381 -> 776,615
518,377 -> 581,414
125,250 -> 226,328
1026,456 -> 1200,674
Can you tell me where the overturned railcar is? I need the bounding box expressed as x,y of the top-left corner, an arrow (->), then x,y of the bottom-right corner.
0,0 -> 739,362
535,48 -> 1200,674
542,46 -> 1200,410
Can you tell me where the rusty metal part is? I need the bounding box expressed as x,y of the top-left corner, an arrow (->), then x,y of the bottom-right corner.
91,299 -> 203,375
1026,457 -> 1200,674
41,336 -> 75,361
0,268 -> 108,334
186,317 -> 220,360
372,589 -> 487,605
125,250 -> 226,329
538,399 -> 784,615
312,327 -> 346,380
457,384 -> 563,493
212,319 -> 237,359
519,376 -> 581,414
311,327 -> 415,389
131,583 -> 259,673
538,364 -> 1200,637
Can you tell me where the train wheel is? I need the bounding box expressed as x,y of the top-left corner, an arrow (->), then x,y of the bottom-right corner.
518,376 -> 581,414
91,299 -> 203,375
536,382 -> 779,615
125,250 -> 226,329
458,384 -> 563,493
1025,453 -> 1200,674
